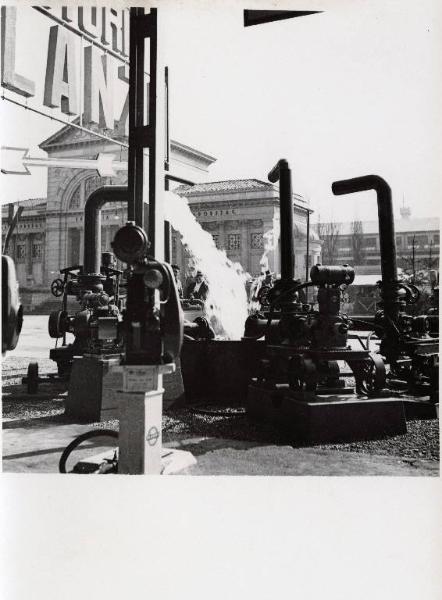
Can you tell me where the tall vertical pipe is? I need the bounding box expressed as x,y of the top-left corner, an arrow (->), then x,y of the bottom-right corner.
268,159 -> 295,281
127,8 -> 146,226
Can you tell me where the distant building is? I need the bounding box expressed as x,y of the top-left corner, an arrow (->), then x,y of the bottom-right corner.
318,214 -> 440,273
174,179 -> 321,279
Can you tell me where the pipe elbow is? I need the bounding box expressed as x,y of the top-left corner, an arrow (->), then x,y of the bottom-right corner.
268,158 -> 290,183
84,185 -> 128,214
83,185 -> 128,274
332,175 -> 390,197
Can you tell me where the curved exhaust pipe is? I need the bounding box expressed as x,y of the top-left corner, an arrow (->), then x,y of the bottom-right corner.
331,175 -> 397,289
84,186 -> 128,274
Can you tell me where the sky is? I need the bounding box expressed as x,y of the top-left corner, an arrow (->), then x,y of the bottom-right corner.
1,0 -> 441,224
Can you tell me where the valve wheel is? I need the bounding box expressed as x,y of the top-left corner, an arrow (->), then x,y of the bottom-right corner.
51,278 -> 64,297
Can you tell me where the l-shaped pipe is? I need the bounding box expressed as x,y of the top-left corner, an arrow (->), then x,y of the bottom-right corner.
331,175 -> 397,290
84,186 -> 128,275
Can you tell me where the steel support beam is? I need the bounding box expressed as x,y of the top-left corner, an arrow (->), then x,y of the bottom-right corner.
127,8 -> 166,259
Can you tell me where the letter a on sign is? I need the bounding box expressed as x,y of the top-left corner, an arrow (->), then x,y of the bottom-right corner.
44,25 -> 78,115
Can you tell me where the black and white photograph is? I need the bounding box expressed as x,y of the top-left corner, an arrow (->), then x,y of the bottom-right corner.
2,2 -> 439,476
0,2 -> 441,597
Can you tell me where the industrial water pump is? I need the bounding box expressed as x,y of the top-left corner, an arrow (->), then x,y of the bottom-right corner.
332,175 -> 439,399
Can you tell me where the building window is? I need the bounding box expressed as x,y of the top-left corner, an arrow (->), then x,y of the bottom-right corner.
250,232 -> 264,249
68,228 -> 81,266
396,236 -> 402,247
16,244 -> 26,262
408,235 -> 428,247
434,234 -> 440,245
212,234 -> 220,249
363,237 -> 377,248
337,237 -> 350,248
227,234 -> 241,251
32,243 -> 42,261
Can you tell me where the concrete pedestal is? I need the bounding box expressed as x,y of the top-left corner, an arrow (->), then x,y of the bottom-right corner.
66,356 -> 122,422
247,383 -> 407,444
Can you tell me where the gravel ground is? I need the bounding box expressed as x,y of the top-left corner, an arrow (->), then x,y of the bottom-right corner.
2,359 -> 439,462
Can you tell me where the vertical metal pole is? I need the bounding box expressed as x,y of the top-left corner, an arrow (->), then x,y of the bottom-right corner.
279,163 -> 295,281
164,175 -> 172,263
148,9 -> 158,252
164,223 -> 172,263
412,234 -> 416,283
128,7 -> 146,226
305,208 -> 310,302
305,209 -> 310,283
164,65 -> 172,262
164,66 -> 170,171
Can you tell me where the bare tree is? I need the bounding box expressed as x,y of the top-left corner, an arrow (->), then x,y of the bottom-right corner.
422,240 -> 438,271
316,217 -> 341,265
350,220 -> 366,265
398,235 -> 422,283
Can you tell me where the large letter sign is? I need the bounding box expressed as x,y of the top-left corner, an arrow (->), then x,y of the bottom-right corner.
1,7 -> 130,135
44,26 -> 79,115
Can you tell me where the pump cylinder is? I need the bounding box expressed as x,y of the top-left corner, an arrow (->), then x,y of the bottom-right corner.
310,264 -> 355,286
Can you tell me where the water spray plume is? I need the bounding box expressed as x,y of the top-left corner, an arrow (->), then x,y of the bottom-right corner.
164,191 -> 249,340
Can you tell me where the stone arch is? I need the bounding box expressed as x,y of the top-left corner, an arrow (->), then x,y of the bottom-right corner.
61,169 -> 97,214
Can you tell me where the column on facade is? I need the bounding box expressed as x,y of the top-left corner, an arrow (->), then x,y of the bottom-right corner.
240,219 -> 249,273
79,221 -> 85,265
45,216 -> 64,285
